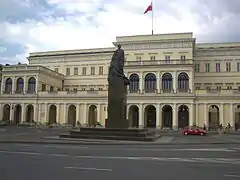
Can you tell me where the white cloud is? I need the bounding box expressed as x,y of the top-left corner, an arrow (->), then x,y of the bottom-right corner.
1,0 -> 238,64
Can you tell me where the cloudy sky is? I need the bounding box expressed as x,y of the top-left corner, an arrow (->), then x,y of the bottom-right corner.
0,0 -> 240,64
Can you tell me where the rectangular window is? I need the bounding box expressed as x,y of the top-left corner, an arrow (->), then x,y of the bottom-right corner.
136,56 -> 141,61
180,55 -> 186,63
91,67 -> 95,75
165,56 -> 170,63
42,84 -> 46,91
195,64 -> 200,72
54,68 -> 59,72
99,66 -> 103,75
82,67 -> 86,75
205,63 -> 210,72
237,62 -> 240,72
216,63 -> 220,72
74,67 -> 78,76
150,56 -> 155,61
66,68 -> 70,76
226,62 -> 231,72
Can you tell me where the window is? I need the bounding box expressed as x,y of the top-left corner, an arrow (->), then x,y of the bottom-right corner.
65,88 -> 69,91
98,88 -> 103,91
206,86 -> 211,92
195,87 -> 200,90
50,86 -> 54,92
205,63 -> 210,72
99,66 -> 103,75
195,64 -> 200,72
150,56 -> 155,61
216,63 -> 220,72
74,67 -> 78,76
54,68 -> 59,72
165,56 -> 170,63
227,86 -> 232,90
180,55 -> 186,63
82,67 -> 86,75
90,67 -> 95,75
66,68 -> 70,76
90,88 -> 94,91
226,62 -> 231,72
237,62 -> 240,72
73,88 -> 77,92
42,84 -> 46,91
216,86 -> 221,91
136,56 -> 141,61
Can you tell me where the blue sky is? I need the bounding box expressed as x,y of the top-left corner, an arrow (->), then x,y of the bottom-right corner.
0,0 -> 240,64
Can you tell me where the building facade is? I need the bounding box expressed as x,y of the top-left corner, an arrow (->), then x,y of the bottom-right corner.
1,32 -> 240,130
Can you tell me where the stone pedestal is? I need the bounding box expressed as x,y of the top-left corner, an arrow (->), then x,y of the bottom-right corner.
106,75 -> 128,128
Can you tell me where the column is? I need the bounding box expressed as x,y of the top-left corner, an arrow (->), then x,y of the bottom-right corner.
230,103 -> 235,130
1,77 -> 4,94
138,104 -> 144,128
189,71 -> 193,93
156,72 -> 160,94
156,104 -> 161,129
204,103 -> 209,129
105,104 -> 108,119
45,103 -> 48,123
35,75 -> 39,94
56,104 -> 60,124
172,104 -> 178,129
21,104 -> 25,123
195,103 -> 199,126
38,103 -> 41,123
173,72 -> 177,93
10,104 -> 14,121
83,103 -> 87,125
76,104 -> 80,123
34,103 -> 38,122
63,104 -> 67,124
189,103 -> 194,126
220,103 -> 224,126
11,77 -> 15,94
139,72 -> 143,93
23,76 -> 27,94
97,104 -> 101,122
0,104 -> 2,120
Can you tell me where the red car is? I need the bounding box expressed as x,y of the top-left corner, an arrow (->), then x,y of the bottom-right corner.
182,128 -> 206,136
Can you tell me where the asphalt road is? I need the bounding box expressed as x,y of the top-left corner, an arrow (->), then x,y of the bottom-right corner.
0,143 -> 239,180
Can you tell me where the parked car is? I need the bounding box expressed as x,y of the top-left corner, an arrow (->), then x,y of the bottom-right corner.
0,120 -> 10,126
182,127 -> 206,136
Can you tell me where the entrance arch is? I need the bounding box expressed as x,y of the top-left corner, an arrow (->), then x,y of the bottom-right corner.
208,105 -> 219,130
128,105 -> 139,127
162,105 -> 173,128
235,105 -> 240,130
2,104 -> 10,121
68,105 -> 76,126
144,105 -> 156,128
26,104 -> 34,122
178,105 -> 189,128
48,105 -> 57,125
88,105 -> 97,127
14,104 -> 22,124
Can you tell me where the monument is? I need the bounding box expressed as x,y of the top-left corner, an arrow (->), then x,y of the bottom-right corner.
106,44 -> 130,128
59,45 -> 159,141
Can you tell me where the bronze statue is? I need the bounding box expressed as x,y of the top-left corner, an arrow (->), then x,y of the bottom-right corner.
108,44 -> 130,85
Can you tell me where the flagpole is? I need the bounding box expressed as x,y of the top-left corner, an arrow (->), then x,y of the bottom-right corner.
151,1 -> 154,35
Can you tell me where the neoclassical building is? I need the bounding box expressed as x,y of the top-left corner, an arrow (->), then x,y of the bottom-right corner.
1,32 -> 240,130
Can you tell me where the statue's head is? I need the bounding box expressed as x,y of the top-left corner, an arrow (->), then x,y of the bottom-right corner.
117,44 -> 121,49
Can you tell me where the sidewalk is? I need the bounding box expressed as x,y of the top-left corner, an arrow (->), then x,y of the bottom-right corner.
0,135 -> 239,146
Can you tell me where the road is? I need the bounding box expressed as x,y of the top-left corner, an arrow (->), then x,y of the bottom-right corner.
0,143 -> 239,180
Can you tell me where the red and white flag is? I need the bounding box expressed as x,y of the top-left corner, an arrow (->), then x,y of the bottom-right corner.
144,1 -> 152,14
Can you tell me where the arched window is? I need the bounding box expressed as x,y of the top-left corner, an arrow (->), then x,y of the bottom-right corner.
28,77 -> 36,93
129,74 -> 139,93
16,78 -> 24,93
144,73 -> 156,93
178,73 -> 189,92
5,78 -> 12,93
162,73 -> 172,92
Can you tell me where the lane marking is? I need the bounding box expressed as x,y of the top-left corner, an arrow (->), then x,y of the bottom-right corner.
11,144 -> 236,152
224,174 -> 240,178
0,150 -> 239,165
64,166 -> 112,172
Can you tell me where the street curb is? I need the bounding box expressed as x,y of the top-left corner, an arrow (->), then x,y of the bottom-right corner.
0,140 -> 239,146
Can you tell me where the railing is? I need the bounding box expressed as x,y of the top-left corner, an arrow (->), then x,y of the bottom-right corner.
125,59 -> 193,66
